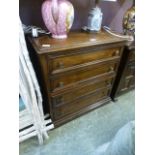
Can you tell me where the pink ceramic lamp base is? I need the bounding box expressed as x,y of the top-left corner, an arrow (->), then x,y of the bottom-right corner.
42,0 -> 74,39
52,34 -> 67,39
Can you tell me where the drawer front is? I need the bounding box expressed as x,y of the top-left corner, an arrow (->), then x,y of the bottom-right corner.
50,62 -> 118,91
53,88 -> 111,119
51,76 -> 114,107
48,47 -> 121,72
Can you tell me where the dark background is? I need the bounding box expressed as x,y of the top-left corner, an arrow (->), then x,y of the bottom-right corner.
19,0 -> 133,33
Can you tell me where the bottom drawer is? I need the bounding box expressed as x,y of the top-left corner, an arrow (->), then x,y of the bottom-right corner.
53,88 -> 111,119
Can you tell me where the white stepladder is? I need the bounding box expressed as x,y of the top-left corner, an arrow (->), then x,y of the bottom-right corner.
19,18 -> 54,145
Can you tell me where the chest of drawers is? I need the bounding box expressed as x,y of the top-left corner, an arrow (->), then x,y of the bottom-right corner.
28,31 -> 126,127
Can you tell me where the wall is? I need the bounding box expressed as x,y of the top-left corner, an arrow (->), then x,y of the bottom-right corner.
19,0 -> 133,33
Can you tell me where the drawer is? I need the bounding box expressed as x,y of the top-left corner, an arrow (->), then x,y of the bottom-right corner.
51,76 -> 114,107
48,47 -> 121,72
53,87 -> 111,119
50,62 -> 118,91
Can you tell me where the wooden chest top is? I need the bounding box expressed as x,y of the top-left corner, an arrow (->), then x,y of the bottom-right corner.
29,31 -> 127,54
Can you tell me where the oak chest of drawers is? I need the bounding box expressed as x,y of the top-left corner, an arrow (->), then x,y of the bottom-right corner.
28,31 -> 126,127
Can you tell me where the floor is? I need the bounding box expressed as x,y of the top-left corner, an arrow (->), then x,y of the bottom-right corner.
19,91 -> 135,155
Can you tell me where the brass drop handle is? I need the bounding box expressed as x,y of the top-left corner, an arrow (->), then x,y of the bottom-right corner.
115,50 -> 119,55
59,82 -> 64,87
109,67 -> 114,72
105,80 -> 111,86
58,62 -> 64,68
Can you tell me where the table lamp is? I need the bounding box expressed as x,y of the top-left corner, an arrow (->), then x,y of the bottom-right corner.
82,0 -> 117,32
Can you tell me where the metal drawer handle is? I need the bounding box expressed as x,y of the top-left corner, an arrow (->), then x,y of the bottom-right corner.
105,80 -> 111,86
57,62 -> 64,68
59,82 -> 64,87
115,50 -> 119,55
109,67 -> 114,72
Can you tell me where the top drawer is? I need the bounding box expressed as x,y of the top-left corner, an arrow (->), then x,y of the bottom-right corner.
48,47 -> 121,73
